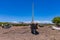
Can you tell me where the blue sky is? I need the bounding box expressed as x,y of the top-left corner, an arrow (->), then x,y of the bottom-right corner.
0,0 -> 60,23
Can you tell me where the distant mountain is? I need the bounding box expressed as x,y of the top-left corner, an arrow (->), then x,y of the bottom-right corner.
23,21 -> 53,24
1,21 -> 53,24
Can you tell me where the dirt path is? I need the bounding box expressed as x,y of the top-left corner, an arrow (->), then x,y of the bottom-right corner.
0,26 -> 60,40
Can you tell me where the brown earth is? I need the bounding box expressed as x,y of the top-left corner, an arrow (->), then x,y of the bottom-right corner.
0,26 -> 60,40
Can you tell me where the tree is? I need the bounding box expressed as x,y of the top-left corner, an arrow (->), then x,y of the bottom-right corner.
52,17 -> 60,26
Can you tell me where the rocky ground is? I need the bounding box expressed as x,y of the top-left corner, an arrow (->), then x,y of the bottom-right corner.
0,26 -> 60,40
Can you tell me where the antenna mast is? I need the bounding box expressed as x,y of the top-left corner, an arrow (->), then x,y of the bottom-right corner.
32,0 -> 34,23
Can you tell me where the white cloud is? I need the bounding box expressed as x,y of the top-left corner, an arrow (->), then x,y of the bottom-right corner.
39,21 -> 52,23
9,20 -> 52,24
11,21 -> 19,23
23,20 -> 52,24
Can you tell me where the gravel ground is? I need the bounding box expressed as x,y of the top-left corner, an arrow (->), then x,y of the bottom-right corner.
0,26 -> 60,40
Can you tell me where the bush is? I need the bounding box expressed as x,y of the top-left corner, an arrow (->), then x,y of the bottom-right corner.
12,24 -> 29,26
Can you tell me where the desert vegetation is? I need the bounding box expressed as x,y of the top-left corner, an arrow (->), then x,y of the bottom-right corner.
0,22 -> 29,26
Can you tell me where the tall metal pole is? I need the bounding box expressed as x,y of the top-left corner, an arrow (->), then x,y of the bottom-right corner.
31,0 -> 39,35
32,0 -> 34,23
